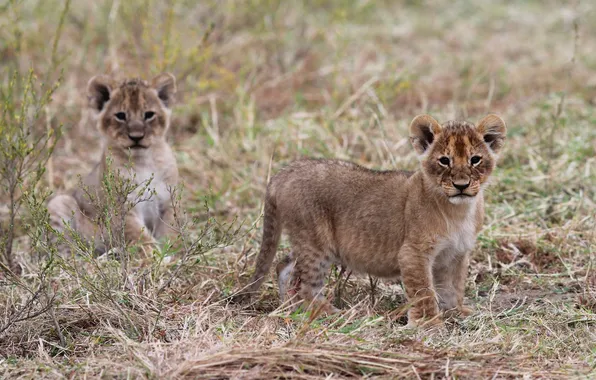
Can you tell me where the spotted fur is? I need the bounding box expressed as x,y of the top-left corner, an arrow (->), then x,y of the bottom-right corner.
241,114 -> 506,326
47,73 -> 179,254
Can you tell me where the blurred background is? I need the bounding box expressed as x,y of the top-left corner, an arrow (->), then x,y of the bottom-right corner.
2,1 -> 594,206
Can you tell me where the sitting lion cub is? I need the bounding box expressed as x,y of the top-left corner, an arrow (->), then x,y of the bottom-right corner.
243,114 -> 506,326
48,74 -> 179,253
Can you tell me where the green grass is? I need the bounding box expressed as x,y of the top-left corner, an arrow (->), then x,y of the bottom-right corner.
1,0 -> 596,378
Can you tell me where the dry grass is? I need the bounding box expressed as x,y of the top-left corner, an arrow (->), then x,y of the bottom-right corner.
1,0 -> 596,378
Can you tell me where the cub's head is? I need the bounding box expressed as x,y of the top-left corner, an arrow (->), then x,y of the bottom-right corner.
87,73 -> 176,150
409,114 -> 507,204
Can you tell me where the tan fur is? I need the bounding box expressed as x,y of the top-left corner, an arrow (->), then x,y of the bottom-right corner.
47,74 -> 179,254
243,114 -> 506,326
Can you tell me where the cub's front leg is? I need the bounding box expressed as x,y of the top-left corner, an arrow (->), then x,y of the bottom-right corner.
154,204 -> 176,240
124,212 -> 158,255
452,252 -> 474,316
433,251 -> 473,317
398,244 -> 441,327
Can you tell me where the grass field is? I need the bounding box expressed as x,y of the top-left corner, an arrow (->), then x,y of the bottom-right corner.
1,0 -> 596,378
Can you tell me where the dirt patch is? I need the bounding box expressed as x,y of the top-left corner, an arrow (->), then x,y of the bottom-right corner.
495,238 -> 563,273
577,273 -> 596,313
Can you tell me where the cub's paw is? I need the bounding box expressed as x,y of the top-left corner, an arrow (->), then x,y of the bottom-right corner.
406,315 -> 444,329
305,299 -> 340,319
317,300 -> 340,316
99,247 -> 125,261
140,239 -> 159,255
406,308 -> 443,329
458,306 -> 475,317
443,306 -> 475,319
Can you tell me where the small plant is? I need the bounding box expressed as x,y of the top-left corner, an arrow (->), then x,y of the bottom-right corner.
0,70 -> 62,339
0,70 -> 61,274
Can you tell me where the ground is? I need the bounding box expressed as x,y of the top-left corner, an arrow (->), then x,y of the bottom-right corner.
1,1 -> 595,378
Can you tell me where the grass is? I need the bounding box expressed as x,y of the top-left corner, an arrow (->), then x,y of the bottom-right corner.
1,0 -> 596,378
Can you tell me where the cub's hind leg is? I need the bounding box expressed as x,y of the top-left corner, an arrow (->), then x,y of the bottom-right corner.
47,194 -> 100,253
48,194 -> 80,234
290,241 -> 338,315
276,253 -> 297,303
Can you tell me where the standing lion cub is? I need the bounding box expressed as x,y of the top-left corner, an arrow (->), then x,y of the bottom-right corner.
47,74 -> 179,254
241,114 -> 506,326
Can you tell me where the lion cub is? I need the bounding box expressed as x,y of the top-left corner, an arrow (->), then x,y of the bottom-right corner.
243,114 -> 506,326
48,74 -> 179,253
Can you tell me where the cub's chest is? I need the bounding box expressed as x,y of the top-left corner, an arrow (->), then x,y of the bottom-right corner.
435,211 -> 478,256
130,167 -> 172,225
133,168 -> 170,203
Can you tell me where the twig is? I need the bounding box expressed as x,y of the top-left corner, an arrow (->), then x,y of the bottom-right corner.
49,306 -> 66,348
332,76 -> 379,120
369,275 -> 378,307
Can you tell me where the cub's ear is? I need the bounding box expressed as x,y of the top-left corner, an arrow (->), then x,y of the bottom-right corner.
152,73 -> 176,107
87,75 -> 114,113
409,114 -> 442,155
476,114 -> 507,154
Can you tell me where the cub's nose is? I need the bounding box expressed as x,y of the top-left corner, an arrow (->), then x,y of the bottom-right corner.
452,181 -> 470,191
128,131 -> 145,143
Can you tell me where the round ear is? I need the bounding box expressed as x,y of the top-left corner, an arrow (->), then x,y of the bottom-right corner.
476,114 -> 507,154
152,73 -> 177,107
87,75 -> 114,113
409,114 -> 442,155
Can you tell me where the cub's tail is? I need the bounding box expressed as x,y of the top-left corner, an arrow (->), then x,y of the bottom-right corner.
237,189 -> 281,300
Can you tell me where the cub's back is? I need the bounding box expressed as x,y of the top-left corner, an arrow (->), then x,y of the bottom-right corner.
269,159 -> 414,218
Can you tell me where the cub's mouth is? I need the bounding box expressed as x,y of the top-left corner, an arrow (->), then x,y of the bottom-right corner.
450,193 -> 474,198
128,144 -> 148,149
448,192 -> 477,204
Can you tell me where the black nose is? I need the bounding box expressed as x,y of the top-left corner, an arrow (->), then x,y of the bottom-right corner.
128,134 -> 144,143
453,181 -> 470,191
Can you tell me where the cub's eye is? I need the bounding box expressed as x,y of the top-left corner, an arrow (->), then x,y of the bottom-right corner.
438,156 -> 450,166
115,112 -> 127,121
470,155 -> 482,166
144,111 -> 155,120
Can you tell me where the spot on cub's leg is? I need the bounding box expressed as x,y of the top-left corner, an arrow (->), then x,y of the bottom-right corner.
276,253 -> 297,303
292,245 -> 338,315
